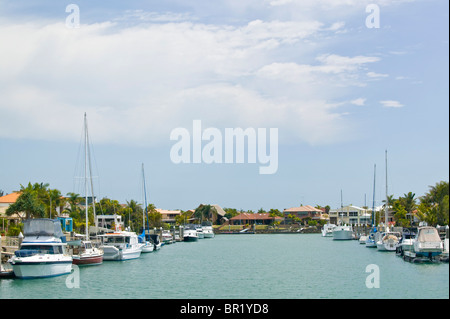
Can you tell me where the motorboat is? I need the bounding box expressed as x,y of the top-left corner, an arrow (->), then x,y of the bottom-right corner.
332,224 -> 353,240
396,228 -> 416,257
162,230 -> 175,244
412,226 -> 444,259
148,234 -> 162,250
195,225 -> 205,239
69,239 -> 103,266
202,221 -> 215,238
99,231 -> 142,261
321,223 -> 336,237
183,224 -> 199,242
333,191 -> 353,240
376,232 -> 401,251
359,234 -> 368,244
8,219 -> 73,279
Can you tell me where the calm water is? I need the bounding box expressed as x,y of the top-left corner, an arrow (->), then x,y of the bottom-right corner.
1,234 -> 448,299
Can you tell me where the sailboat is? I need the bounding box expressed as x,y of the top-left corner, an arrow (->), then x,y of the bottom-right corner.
376,150 -> 400,251
138,163 -> 155,253
366,164 -> 378,248
332,190 -> 353,240
70,113 -> 104,265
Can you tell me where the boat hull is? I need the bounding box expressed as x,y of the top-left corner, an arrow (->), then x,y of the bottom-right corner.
333,229 -> 353,240
72,254 -> 103,266
184,236 -> 198,242
203,232 -> 215,238
102,246 -> 142,261
11,259 -> 72,279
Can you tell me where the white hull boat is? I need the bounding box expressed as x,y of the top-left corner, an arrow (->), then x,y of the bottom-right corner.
322,224 -> 336,237
9,219 -> 72,279
413,226 -> 443,259
377,232 -> 400,251
183,225 -> 199,242
100,231 -> 142,261
333,225 -> 353,240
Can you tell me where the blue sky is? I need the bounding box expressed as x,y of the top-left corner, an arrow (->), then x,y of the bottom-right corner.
0,0 -> 448,211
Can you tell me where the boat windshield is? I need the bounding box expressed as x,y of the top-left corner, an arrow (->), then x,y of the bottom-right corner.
15,245 -> 63,257
104,236 -> 127,244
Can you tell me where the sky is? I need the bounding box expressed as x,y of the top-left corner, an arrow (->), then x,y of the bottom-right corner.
0,0 -> 448,212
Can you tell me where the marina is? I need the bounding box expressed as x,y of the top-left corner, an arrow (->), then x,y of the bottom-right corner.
1,232 -> 448,299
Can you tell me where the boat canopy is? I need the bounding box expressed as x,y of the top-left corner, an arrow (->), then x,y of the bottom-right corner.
417,227 -> 441,243
23,219 -> 65,238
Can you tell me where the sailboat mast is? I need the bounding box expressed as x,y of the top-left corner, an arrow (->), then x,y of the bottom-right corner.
372,164 -> 376,227
84,113 -> 89,241
385,150 -> 388,230
142,163 -> 151,234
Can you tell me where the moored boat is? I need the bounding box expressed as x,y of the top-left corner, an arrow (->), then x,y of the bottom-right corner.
376,232 -> 400,251
183,224 -> 198,242
99,231 -> 142,261
322,223 -> 336,237
8,219 -> 72,279
69,240 -> 103,266
202,221 -> 215,238
333,225 -> 353,240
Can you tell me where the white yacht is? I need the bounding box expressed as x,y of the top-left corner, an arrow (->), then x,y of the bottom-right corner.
183,224 -> 199,242
412,226 -> 443,259
321,223 -> 336,237
195,225 -> 205,239
202,221 -> 215,238
99,231 -> 142,261
396,228 -> 416,257
332,224 -> 353,240
376,231 -> 401,251
162,230 -> 175,244
8,219 -> 73,279
333,191 -> 353,240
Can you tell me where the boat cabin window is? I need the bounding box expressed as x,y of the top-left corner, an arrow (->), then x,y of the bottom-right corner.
19,245 -> 62,254
105,236 -> 125,244
84,242 -> 92,249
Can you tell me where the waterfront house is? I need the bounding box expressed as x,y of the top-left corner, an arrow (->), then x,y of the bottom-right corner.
283,205 -> 324,222
0,192 -> 24,234
328,205 -> 373,225
156,208 -> 182,225
230,213 -> 283,225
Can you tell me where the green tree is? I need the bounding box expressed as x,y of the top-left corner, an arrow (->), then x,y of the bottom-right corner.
6,191 -> 45,220
417,181 -> 449,226
393,202 -> 410,227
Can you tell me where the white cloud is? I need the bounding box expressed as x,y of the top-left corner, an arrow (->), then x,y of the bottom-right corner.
0,12 -> 389,146
380,100 -> 404,108
351,98 -> 366,106
367,71 -> 389,78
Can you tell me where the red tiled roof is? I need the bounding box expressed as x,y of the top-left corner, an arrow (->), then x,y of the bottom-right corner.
0,192 -> 21,204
